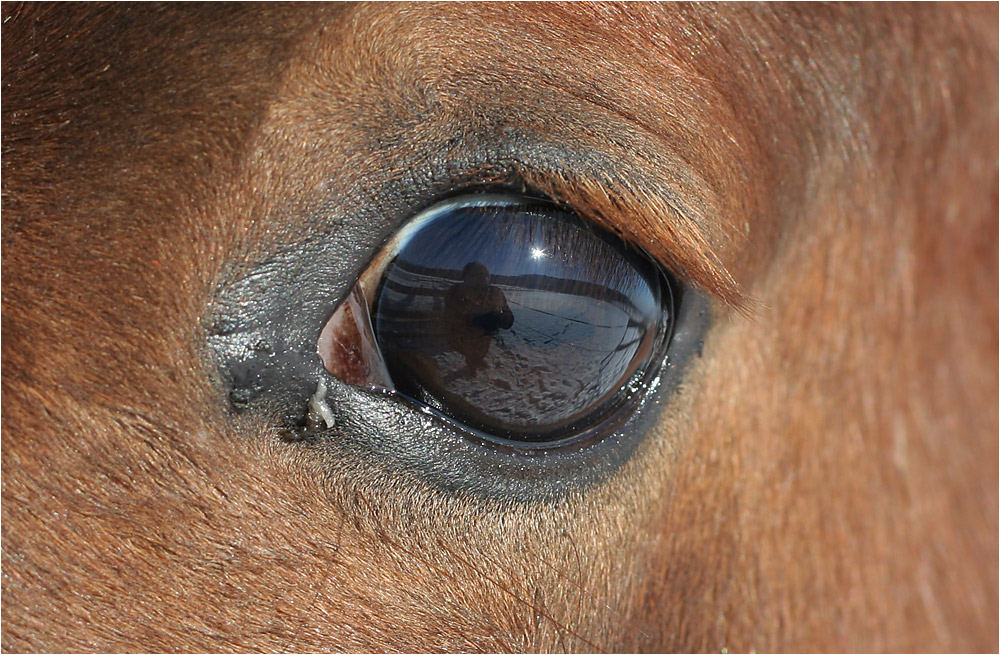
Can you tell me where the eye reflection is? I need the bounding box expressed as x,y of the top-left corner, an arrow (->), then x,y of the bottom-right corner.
322,194 -> 673,445
443,261 -> 515,376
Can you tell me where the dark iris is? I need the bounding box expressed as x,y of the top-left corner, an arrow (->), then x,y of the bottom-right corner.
373,194 -> 673,444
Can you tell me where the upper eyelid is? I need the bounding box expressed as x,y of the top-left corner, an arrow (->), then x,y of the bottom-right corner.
238,37 -> 748,312
235,69 -> 748,314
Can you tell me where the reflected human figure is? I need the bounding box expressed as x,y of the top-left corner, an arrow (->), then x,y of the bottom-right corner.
443,262 -> 514,376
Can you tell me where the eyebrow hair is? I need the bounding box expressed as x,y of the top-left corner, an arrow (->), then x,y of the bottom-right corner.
515,163 -> 750,313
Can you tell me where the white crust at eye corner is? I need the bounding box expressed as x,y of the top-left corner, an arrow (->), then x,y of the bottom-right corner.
309,379 -> 336,429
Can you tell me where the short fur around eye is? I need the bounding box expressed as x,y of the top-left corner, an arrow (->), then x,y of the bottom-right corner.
2,4 -> 996,652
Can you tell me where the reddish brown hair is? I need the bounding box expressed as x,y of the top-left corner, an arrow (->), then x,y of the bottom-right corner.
3,4 -> 996,651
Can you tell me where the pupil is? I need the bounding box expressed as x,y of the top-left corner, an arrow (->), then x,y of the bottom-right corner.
373,195 -> 669,442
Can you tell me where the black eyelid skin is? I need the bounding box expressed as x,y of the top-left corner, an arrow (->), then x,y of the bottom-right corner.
209,186 -> 713,502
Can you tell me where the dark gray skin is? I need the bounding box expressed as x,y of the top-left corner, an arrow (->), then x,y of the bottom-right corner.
209,181 -> 713,501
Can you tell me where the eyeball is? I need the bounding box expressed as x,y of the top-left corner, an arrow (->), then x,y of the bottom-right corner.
319,194 -> 675,449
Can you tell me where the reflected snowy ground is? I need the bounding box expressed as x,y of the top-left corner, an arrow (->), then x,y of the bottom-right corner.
376,265 -> 657,433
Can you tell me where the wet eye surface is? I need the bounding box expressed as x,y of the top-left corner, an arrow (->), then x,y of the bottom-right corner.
321,194 -> 675,448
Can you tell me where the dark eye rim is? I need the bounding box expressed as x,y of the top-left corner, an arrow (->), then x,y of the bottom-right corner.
358,191 -> 680,454
208,171 -> 714,500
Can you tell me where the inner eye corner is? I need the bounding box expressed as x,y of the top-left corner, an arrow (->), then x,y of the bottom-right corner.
316,190 -> 679,451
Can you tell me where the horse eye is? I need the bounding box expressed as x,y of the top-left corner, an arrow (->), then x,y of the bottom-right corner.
319,193 -> 675,449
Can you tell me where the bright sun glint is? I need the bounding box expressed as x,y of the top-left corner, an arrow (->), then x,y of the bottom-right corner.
530,246 -> 545,260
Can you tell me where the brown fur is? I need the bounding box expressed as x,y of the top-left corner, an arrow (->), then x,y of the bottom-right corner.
2,3 -> 997,652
